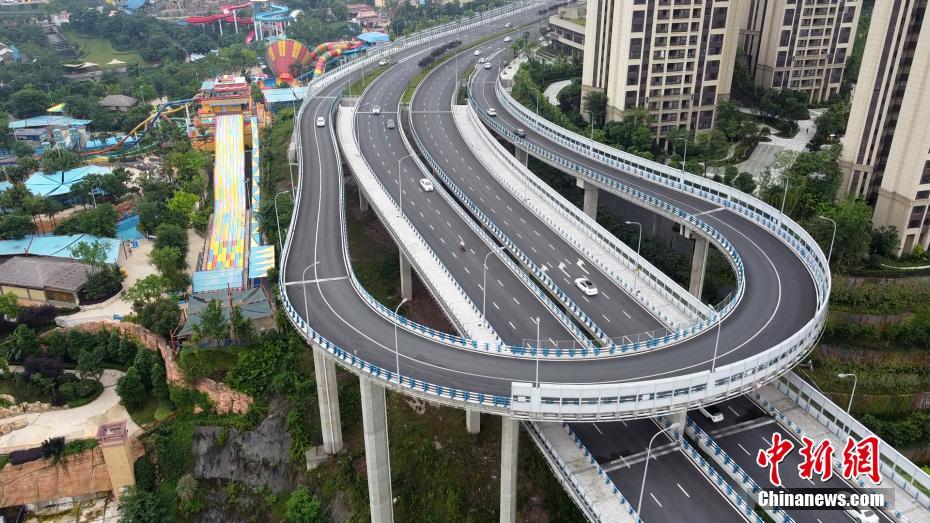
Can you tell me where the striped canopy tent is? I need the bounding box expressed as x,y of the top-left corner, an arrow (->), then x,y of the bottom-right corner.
265,38 -> 312,78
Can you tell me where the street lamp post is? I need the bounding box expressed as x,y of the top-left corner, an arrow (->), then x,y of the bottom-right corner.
397,153 -> 415,213
711,312 -> 723,373
838,373 -> 858,413
482,246 -> 506,323
625,221 -> 642,293
780,175 -> 790,218
637,423 -> 681,518
274,190 -> 289,251
817,215 -> 837,265
394,298 -> 409,381
585,110 -> 594,142
533,316 -> 541,387
677,136 -> 689,174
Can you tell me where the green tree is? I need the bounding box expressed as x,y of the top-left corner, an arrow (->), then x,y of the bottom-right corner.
71,239 -> 124,299
98,168 -> 131,200
583,90 -> 608,127
0,212 -> 35,239
199,299 -> 229,346
166,190 -> 199,226
116,366 -> 146,409
133,349 -> 157,390
153,223 -> 189,254
41,150 -> 81,174
77,346 -> 104,381
137,298 -> 182,338
149,246 -> 190,291
119,486 -> 171,523
151,361 -> 168,400
230,305 -> 254,344
808,199 -> 873,271
0,291 -> 20,320
285,486 -> 323,523
54,203 -> 119,237
870,226 -> 899,260
123,275 -> 169,306
733,172 -> 757,194
2,324 -> 40,362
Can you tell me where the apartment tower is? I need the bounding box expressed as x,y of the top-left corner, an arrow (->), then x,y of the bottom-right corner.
838,0 -> 930,255
581,0 -> 746,139
741,0 -> 860,103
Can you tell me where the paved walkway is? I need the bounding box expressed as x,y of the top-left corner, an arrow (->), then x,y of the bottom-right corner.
734,108 -> 823,181
0,369 -> 140,452
543,79 -> 572,106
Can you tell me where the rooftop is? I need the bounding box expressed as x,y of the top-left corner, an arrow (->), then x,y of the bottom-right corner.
261,86 -> 307,104
0,256 -> 93,293
9,115 -> 92,129
180,287 -> 274,336
99,94 -> 138,108
0,234 -> 121,264
21,165 -> 112,198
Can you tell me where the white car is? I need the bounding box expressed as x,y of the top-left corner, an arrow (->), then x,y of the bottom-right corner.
478,57 -> 486,63
486,108 -> 497,117
504,22 -> 511,28
574,277 -> 598,296
845,508 -> 880,523
698,405 -> 724,423
483,63 -> 492,69
419,178 -> 434,192
372,105 -> 381,115
473,49 -> 481,56
378,59 -> 389,66
504,36 -> 512,42
316,116 -> 326,127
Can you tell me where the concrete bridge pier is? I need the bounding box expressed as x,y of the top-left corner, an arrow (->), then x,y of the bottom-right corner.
689,236 -> 709,299
314,347 -> 344,454
399,253 -> 413,301
360,189 -> 370,212
515,146 -> 528,166
500,418 -> 519,522
576,179 -> 599,219
466,410 -> 481,434
361,377 -> 394,523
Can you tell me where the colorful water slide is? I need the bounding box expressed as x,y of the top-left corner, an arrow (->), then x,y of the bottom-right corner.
82,98 -> 194,157
265,38 -> 312,79
203,113 -> 246,272
253,3 -> 290,41
308,40 -> 364,77
185,3 -> 253,32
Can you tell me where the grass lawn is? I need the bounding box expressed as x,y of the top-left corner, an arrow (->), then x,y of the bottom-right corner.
128,396 -> 161,425
62,30 -> 145,67
0,376 -> 52,404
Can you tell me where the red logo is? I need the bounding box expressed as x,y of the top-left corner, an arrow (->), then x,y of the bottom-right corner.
842,435 -> 881,484
757,432 -> 795,486
798,436 -> 834,481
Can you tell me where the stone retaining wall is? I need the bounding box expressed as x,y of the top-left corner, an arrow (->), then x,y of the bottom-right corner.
0,448 -> 112,508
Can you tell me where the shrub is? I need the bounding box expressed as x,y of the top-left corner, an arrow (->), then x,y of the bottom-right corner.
116,367 -> 146,410
17,304 -> 57,331
59,378 -> 103,405
168,386 -> 209,414
40,436 -> 65,458
286,486 -> 322,523
138,298 -> 181,338
119,486 -> 171,523
133,455 -> 156,491
2,325 -> 39,362
23,356 -> 64,380
9,446 -> 44,465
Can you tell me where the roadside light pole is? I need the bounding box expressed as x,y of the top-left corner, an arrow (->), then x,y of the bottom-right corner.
637,423 -> 680,518
817,215 -> 837,265
394,298 -> 409,381
625,221 -> 642,292
838,373 -> 858,413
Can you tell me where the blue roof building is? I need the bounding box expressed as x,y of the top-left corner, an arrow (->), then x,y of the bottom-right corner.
0,234 -> 121,264
9,116 -> 92,129
357,32 -> 390,44
23,165 -> 111,198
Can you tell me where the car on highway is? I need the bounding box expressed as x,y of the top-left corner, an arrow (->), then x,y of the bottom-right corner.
504,22 -> 511,28
483,63 -> 492,69
386,119 -> 396,129
419,178 -> 434,192
378,59 -> 390,66
503,36 -> 511,42
514,128 -> 526,138
316,117 -> 326,127
473,49 -> 482,56
486,108 -> 497,117
478,57 -> 486,63
845,508 -> 880,523
698,405 -> 724,423
574,277 -> 598,296
372,105 -> 381,115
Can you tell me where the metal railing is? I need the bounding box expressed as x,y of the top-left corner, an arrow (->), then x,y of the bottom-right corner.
770,372 -> 930,513
560,423 -> 641,520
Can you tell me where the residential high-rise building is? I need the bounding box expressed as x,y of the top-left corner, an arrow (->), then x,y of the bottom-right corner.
740,0 -> 860,104
580,0 -> 746,139
838,0 -> 930,255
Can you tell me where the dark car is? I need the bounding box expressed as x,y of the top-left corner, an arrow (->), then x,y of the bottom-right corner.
386,119 -> 396,129
514,128 -> 526,138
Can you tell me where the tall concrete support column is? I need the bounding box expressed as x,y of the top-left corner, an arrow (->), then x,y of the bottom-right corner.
500,418 -> 519,522
582,181 -> 599,219
466,410 -> 481,434
689,236 -> 709,299
399,253 -> 413,301
515,147 -> 528,166
360,189 -> 370,212
360,377 -> 393,523
314,347 -> 344,454
667,410 -> 686,431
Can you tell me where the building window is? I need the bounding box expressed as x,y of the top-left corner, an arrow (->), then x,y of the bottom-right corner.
780,29 -> 792,46
630,37 -> 643,59
627,65 -> 640,85
917,190 -> 930,200
632,10 -> 645,32
921,161 -> 930,184
711,7 -> 727,29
